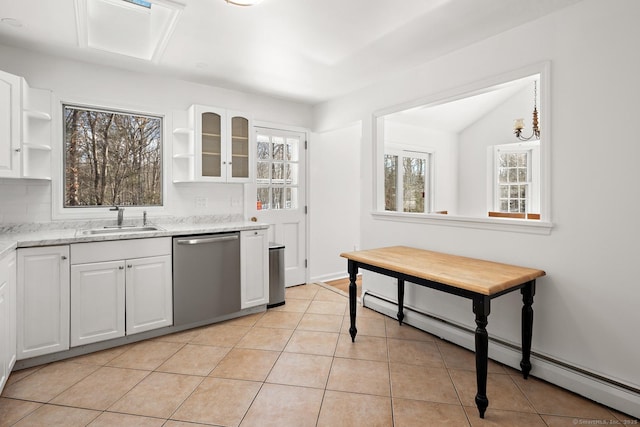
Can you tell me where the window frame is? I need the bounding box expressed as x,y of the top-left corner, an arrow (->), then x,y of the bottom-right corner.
255,130 -> 301,211
371,61 -> 552,235
384,145 -> 433,214
52,98 -> 168,220
491,141 -> 540,215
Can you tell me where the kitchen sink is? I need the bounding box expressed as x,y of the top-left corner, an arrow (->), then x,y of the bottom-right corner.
79,226 -> 163,235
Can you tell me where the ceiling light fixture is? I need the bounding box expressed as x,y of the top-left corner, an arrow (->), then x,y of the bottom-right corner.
225,0 -> 263,6
513,81 -> 540,141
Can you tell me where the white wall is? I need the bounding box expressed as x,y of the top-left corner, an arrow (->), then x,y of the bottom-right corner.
312,0 -> 640,416
458,85 -> 533,217
309,123 -> 361,282
0,44 -> 312,224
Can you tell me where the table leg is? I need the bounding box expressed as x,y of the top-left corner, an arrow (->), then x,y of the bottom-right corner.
520,280 -> 536,379
348,260 -> 358,342
397,278 -> 405,325
473,296 -> 491,419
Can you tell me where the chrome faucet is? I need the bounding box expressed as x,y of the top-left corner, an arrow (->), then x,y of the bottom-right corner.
110,206 -> 124,226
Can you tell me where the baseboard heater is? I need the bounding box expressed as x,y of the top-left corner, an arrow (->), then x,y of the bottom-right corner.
362,290 -> 640,419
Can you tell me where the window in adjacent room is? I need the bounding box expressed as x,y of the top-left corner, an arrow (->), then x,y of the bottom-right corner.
63,104 -> 163,208
492,141 -> 539,216
384,149 -> 430,213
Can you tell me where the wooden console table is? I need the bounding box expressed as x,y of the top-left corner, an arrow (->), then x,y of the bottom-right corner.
340,246 -> 545,419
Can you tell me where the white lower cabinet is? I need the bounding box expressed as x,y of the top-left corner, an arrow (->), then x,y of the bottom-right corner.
17,246 -> 70,360
70,261 -> 125,347
1,250 -> 17,392
69,238 -> 172,347
125,255 -> 173,335
240,229 -> 269,309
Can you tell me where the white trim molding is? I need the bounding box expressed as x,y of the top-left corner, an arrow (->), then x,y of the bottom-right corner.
371,210 -> 553,235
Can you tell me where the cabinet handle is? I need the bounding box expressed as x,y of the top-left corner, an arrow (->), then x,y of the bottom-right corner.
127,264 -> 132,268
61,255 -> 67,260
176,235 -> 239,245
119,266 -> 124,270
15,148 -> 21,153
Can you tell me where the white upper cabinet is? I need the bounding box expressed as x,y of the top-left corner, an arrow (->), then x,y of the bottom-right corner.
0,69 -> 52,180
228,112 -> 251,181
0,70 -> 22,177
172,105 -> 252,183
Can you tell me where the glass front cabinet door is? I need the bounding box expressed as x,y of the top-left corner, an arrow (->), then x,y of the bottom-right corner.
229,114 -> 250,180
193,105 -> 252,182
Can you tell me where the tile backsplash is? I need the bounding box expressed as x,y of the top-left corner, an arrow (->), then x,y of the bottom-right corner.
0,178 -> 245,226
0,179 -> 52,224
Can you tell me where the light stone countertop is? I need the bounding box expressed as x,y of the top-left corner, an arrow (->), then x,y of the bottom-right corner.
0,216 -> 268,251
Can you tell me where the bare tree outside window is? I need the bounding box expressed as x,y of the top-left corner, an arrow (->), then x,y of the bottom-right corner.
402,157 -> 425,213
256,132 -> 300,211
384,154 -> 398,211
63,105 -> 162,207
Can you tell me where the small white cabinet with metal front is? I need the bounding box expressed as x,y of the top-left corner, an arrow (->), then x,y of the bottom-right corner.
70,238 -> 172,347
16,245 -> 70,360
240,229 -> 269,309
0,250 -> 17,392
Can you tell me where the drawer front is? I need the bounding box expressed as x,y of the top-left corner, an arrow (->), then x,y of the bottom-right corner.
71,237 -> 171,264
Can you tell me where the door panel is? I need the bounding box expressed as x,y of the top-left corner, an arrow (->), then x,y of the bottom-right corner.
126,255 -> 172,335
248,127 -> 307,286
70,261 -> 125,347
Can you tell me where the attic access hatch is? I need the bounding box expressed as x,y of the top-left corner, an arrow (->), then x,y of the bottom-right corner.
74,0 -> 184,62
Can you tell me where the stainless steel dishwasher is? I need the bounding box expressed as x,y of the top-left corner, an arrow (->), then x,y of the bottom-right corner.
172,232 -> 241,328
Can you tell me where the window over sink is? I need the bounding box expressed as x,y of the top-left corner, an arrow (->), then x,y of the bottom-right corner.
62,104 -> 163,208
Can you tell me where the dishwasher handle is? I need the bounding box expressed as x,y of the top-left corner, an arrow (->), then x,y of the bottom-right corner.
176,235 -> 239,245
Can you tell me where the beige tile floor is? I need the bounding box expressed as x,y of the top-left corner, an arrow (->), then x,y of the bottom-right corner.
1,283 -> 637,427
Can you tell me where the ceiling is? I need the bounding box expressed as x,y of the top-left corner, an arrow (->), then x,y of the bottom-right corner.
386,74 -> 538,133
0,0 -> 580,105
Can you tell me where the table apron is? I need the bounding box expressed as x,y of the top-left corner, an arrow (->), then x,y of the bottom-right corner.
350,260 -> 532,301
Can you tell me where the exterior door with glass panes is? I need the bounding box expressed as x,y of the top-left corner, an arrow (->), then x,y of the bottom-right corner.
247,127 -> 307,287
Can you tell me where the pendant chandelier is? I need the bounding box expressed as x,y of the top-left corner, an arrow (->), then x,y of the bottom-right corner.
513,81 -> 540,141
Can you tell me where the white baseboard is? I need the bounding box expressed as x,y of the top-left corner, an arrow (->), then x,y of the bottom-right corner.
310,272 -> 348,283
363,292 -> 640,419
